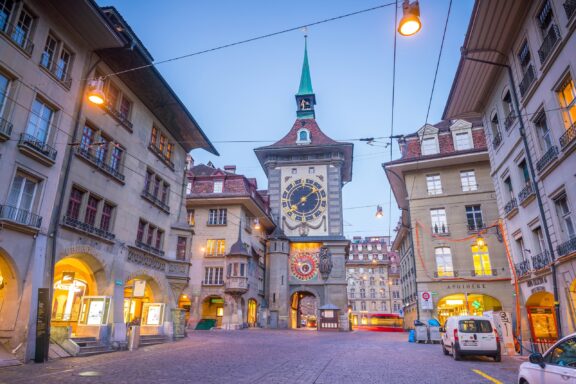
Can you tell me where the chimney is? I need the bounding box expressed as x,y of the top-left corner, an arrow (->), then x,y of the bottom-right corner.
185,154 -> 194,170
224,165 -> 236,174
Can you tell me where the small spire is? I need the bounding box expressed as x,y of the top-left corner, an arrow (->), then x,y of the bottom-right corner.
297,35 -> 314,96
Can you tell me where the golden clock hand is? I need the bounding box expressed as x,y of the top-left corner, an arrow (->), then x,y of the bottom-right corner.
299,187 -> 319,204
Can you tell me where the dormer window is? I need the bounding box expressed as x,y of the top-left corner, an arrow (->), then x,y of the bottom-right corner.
421,136 -> 438,155
296,128 -> 311,144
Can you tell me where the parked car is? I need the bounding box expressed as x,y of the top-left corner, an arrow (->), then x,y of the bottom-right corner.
440,315 -> 501,362
518,333 -> 576,384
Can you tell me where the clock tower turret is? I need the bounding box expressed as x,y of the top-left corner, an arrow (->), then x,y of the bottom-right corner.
295,36 -> 316,120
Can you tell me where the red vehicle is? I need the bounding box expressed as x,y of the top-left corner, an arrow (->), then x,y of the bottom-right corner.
357,313 -> 404,332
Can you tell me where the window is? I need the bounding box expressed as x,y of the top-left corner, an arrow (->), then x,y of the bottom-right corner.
531,227 -> 546,255
426,174 -> 442,195
454,132 -> 472,150
557,76 -> 576,131
27,98 -> 54,142
460,170 -> 477,192
161,183 -> 169,204
40,34 -> 73,82
118,95 -> 131,120
110,145 -> 123,171
84,195 -> 99,226
95,135 -> 108,163
227,262 -> 246,277
291,168 -> 297,175
187,209 -> 195,226
435,247 -> 453,277
55,47 -> 72,81
518,40 -> 532,72
107,83 -> 119,108
360,288 -> 366,298
466,205 -> 484,231
66,187 -> 83,220
371,301 -> 377,311
80,125 -> 95,151
149,126 -> 175,164
41,35 -> 57,70
206,239 -> 226,256
555,195 -> 575,240
213,181 -> 223,193
472,244 -> 492,276
297,128 -> 310,143
534,112 -> 553,151
7,172 -> 37,213
503,91 -> 514,127
490,113 -> 500,137
137,220 -> 146,242
370,289 -> 376,299
430,208 -> 448,234
393,291 -> 400,299
421,137 -> 438,155
155,229 -> 163,251
0,0 -> 14,32
12,7 -> 33,50
100,203 -> 113,232
518,159 -> 531,185
503,176 -> 514,200
204,267 -> 224,285
0,72 -> 10,116
544,337 -> 576,366
208,208 -> 227,225
146,225 -> 155,246
515,237 -> 527,261
361,301 -> 366,311
308,167 -> 315,174
349,288 -> 355,299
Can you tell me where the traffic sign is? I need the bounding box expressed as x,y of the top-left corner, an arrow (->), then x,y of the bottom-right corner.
420,291 -> 433,310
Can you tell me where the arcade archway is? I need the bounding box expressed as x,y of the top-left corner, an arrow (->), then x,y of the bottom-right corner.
247,298 -> 258,327
436,293 -> 502,326
526,291 -> 557,347
200,295 -> 224,328
0,250 -> 19,331
290,291 -> 318,329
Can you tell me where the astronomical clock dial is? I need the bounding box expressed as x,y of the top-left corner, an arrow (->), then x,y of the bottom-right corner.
289,251 -> 318,281
281,178 -> 327,222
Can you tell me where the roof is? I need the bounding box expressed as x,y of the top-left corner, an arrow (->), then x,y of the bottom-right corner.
297,38 -> 314,96
442,0 -> 529,120
269,119 -> 338,147
268,225 -> 288,240
228,227 -> 251,257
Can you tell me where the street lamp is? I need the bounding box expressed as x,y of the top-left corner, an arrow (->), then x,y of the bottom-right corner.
375,205 -> 384,219
87,78 -> 105,105
475,235 -> 486,248
398,0 -> 422,36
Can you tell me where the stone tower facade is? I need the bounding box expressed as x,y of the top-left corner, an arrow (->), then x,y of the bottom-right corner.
255,39 -> 353,329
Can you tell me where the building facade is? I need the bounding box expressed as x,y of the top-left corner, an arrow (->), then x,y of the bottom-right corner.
345,236 -> 402,327
384,120 -> 514,329
444,0 -> 576,350
0,0 -> 216,362
254,40 -> 353,330
185,163 -> 274,330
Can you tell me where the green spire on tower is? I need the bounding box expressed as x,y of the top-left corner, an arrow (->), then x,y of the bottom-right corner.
297,36 -> 313,96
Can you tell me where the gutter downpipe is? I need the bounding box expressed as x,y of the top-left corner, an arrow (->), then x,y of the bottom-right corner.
461,50 -> 562,339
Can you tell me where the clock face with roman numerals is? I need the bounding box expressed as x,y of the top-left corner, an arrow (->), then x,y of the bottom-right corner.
281,178 -> 327,222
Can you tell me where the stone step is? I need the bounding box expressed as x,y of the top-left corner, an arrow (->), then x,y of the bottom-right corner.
76,348 -> 114,357
139,335 -> 169,346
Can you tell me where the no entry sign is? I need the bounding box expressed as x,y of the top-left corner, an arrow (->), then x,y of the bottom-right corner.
420,291 -> 433,310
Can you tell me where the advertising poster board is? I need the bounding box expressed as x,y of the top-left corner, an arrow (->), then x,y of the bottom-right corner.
484,310 -> 516,355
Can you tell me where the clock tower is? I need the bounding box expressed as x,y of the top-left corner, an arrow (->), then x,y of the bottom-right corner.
255,38 -> 353,329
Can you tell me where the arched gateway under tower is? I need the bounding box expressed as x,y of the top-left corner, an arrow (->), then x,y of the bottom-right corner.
255,37 -> 353,330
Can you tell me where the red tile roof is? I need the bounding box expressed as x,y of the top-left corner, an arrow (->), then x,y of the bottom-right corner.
267,119 -> 339,147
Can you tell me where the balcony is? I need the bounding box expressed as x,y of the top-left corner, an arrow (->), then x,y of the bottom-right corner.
492,131 -> 502,149
518,183 -> 536,206
467,223 -> 486,232
148,143 -> 175,170
0,204 -> 42,229
141,189 -> 170,214
557,237 -> 576,257
100,101 -> 133,132
538,24 -> 560,64
531,250 -> 551,270
166,260 -> 190,281
504,111 -> 516,131
471,269 -> 498,277
18,133 -> 57,166
565,0 -> 576,19
0,117 -> 12,141
536,146 -> 559,172
560,123 -> 576,149
504,198 -> 518,217
135,239 -> 165,257
519,65 -> 536,97
431,223 -> 450,236
0,21 -> 34,56
74,147 -> 125,183
515,259 -> 531,278
62,215 -> 115,241
225,276 -> 249,295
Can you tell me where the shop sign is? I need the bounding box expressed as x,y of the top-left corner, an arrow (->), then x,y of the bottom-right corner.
133,279 -> 146,298
531,286 -> 546,294
527,276 -> 547,288
62,272 -> 75,285
446,283 -> 487,290
420,291 -> 433,310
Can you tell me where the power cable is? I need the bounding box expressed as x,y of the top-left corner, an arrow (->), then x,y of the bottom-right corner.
387,0 -> 399,240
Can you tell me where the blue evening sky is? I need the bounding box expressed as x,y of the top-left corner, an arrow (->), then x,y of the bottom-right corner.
96,0 -> 474,239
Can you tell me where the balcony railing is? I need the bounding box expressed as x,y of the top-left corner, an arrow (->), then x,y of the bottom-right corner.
148,143 -> 175,169
100,101 -> 133,131
141,189 -> 170,213
531,250 -> 551,270
18,133 -> 57,163
0,117 -> 13,141
467,223 -> 486,232
565,0 -> 576,19
0,21 -> 34,55
225,276 -> 249,294
504,111 -> 516,131
519,65 -> 536,97
471,269 -> 498,277
515,259 -> 531,277
39,58 -> 72,89
557,237 -> 576,257
536,146 -> 559,172
75,146 -> 125,182
560,123 -> 576,149
538,24 -> 560,64
518,183 -> 536,205
166,260 -> 190,280
0,204 -> 42,228
492,131 -> 503,149
135,239 -> 165,257
62,215 -> 115,241
431,223 -> 450,236
504,198 -> 518,215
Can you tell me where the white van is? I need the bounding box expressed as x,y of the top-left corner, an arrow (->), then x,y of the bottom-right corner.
440,316 -> 501,362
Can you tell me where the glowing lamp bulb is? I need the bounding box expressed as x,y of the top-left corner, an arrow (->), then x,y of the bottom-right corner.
398,16 -> 421,36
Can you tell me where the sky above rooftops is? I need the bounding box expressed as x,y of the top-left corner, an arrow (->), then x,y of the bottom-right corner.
96,0 -> 474,238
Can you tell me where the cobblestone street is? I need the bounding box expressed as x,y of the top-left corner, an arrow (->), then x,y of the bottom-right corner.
0,330 -> 524,384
